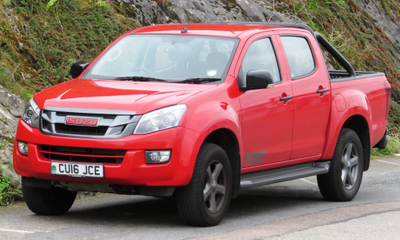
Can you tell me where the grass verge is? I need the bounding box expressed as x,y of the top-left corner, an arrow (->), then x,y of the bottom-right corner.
371,135 -> 400,157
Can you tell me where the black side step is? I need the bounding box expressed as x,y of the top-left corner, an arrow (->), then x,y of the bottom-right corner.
240,161 -> 330,190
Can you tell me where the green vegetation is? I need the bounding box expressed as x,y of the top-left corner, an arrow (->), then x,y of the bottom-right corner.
371,134 -> 400,157
0,0 -> 140,101
0,176 -> 22,206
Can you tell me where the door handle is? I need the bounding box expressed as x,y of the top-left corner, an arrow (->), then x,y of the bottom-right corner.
280,96 -> 292,101
317,88 -> 329,94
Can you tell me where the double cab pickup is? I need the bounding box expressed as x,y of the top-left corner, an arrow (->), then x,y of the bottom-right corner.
14,22 -> 391,226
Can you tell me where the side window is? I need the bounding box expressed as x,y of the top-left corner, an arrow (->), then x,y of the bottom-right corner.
280,36 -> 315,79
240,38 -> 281,84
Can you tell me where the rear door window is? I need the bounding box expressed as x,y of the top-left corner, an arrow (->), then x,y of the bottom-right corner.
280,36 -> 316,79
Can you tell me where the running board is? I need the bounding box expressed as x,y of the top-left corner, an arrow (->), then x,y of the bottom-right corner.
240,161 -> 330,190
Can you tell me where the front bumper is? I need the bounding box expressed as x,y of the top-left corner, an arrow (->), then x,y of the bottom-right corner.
13,120 -> 201,186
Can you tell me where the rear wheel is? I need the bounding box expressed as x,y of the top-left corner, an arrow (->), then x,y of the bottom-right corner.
23,184 -> 77,215
317,128 -> 364,201
176,143 -> 232,226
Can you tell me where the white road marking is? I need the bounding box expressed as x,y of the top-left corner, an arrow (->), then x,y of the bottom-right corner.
377,160 -> 400,166
300,178 -> 317,185
0,228 -> 35,234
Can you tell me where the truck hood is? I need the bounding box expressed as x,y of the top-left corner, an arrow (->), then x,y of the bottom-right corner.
34,79 -> 216,114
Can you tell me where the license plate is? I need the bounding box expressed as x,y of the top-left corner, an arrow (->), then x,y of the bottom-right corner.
51,161 -> 104,178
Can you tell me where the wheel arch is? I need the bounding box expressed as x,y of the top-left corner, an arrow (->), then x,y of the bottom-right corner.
203,128 -> 241,198
341,115 -> 371,171
323,113 -> 371,171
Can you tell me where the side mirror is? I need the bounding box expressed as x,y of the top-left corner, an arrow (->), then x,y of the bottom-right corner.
70,62 -> 89,79
243,69 -> 274,91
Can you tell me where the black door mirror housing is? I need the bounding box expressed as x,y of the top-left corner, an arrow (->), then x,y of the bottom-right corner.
70,62 -> 89,79
242,69 -> 274,91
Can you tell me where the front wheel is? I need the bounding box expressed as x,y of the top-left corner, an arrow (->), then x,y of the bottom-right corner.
317,128 -> 364,201
176,143 -> 232,226
23,184 -> 77,215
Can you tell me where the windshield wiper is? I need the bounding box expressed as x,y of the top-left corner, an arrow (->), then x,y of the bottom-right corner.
180,78 -> 221,84
114,76 -> 167,82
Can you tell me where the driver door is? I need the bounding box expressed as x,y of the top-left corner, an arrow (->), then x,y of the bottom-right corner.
239,34 -> 293,169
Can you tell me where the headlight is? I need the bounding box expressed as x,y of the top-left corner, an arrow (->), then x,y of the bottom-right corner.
134,104 -> 187,134
22,98 -> 40,128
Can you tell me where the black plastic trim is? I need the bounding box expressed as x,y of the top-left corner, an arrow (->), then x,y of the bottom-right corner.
317,88 -> 329,94
280,96 -> 292,101
373,127 -> 389,149
22,176 -> 51,189
137,186 -> 176,197
240,161 -> 330,190
330,72 -> 385,83
70,62 -> 89,79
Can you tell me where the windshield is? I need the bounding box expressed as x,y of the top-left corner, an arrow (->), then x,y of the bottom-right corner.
83,35 -> 238,83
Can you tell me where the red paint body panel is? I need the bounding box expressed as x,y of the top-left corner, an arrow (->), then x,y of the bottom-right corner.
321,75 -> 388,159
34,79 -> 216,114
237,33 -> 294,166
13,23 -> 390,190
275,29 -> 331,159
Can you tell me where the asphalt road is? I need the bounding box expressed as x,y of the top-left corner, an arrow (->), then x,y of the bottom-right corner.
1,155 -> 400,240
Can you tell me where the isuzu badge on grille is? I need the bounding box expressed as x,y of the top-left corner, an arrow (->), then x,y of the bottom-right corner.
65,116 -> 100,127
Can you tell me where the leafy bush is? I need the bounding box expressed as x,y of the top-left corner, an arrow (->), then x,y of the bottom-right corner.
0,176 -> 22,206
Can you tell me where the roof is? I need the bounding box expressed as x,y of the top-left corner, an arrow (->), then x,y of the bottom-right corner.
131,23 -> 287,38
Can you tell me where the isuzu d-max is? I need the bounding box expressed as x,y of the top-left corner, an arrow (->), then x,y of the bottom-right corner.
14,22 -> 390,226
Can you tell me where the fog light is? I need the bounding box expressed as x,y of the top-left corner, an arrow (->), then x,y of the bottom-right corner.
18,141 -> 28,155
145,150 -> 171,164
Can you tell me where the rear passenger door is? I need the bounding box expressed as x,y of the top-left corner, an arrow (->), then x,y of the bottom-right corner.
238,34 -> 294,168
278,33 -> 331,159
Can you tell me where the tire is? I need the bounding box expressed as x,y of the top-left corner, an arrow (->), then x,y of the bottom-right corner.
317,128 -> 364,201
23,184 -> 77,215
176,143 -> 232,226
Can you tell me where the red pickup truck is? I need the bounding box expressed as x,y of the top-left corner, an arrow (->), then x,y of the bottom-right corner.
14,22 -> 390,226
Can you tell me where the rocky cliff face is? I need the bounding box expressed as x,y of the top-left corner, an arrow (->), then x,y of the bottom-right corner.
0,84 -> 26,185
355,0 -> 400,62
122,0 -> 302,25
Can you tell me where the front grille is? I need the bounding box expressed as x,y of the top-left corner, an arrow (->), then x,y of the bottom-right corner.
39,145 -> 127,164
40,107 -> 141,139
55,124 -> 109,135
